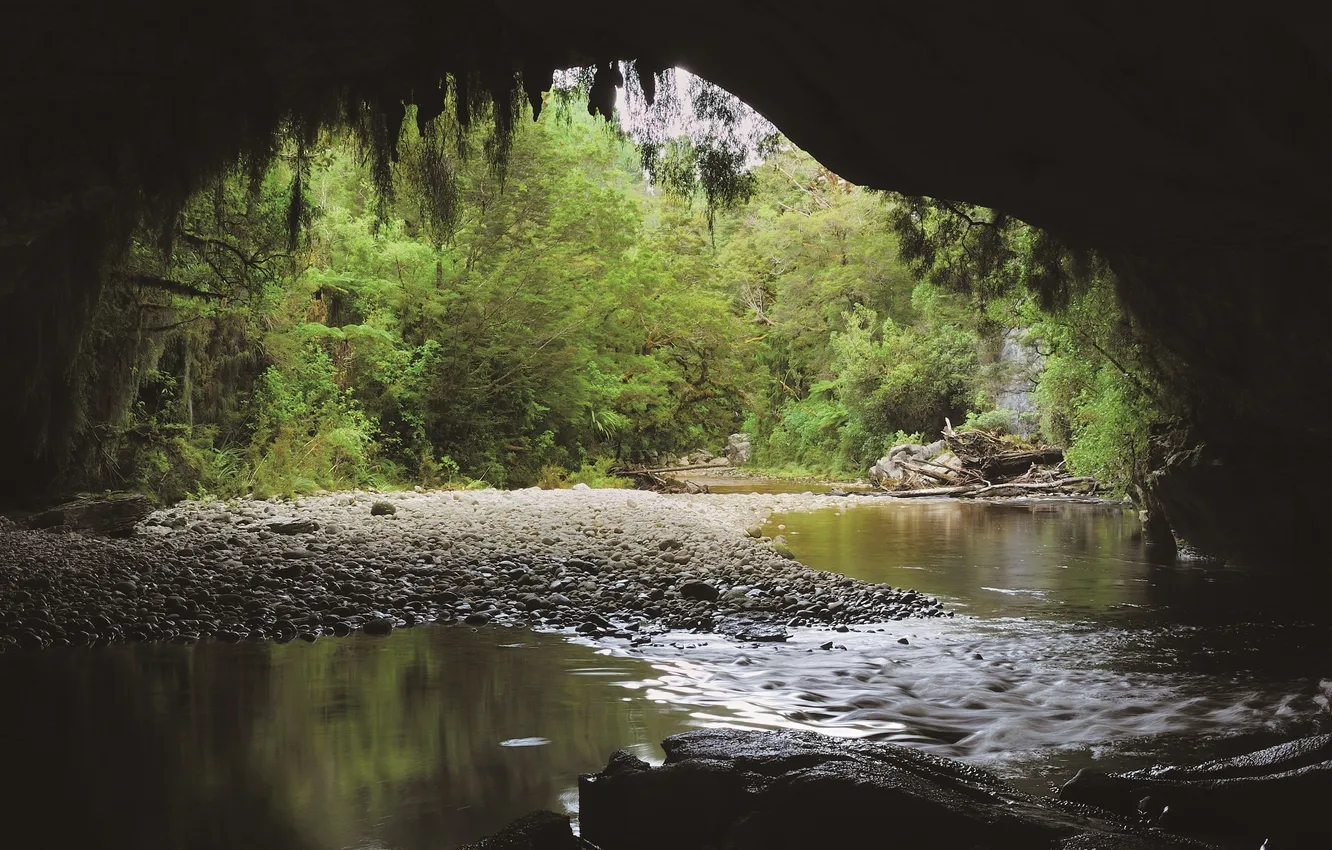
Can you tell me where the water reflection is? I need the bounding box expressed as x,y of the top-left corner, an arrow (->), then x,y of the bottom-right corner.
729,498 -> 1332,787
769,498 -> 1332,625
0,628 -> 694,850
3,498 -> 1330,847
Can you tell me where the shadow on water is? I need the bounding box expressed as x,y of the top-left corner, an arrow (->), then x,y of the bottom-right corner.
0,629 -> 694,850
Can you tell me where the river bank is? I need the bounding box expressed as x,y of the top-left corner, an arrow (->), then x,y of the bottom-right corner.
0,487 -> 948,652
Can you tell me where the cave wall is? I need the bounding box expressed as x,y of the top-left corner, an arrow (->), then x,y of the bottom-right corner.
4,2 -> 1330,562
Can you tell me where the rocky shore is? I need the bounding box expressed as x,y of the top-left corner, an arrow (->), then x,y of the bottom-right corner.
463,728 -> 1332,849
0,487 -> 948,652
462,729 -> 1224,850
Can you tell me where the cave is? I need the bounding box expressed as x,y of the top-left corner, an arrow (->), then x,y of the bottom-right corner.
3,2 -> 1329,563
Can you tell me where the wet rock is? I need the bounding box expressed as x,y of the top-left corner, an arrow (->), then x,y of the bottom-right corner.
0,488 -> 941,653
464,612 -> 492,626
25,493 -> 151,538
457,809 -> 587,850
577,729 -> 1214,850
717,618 -> 789,642
1060,734 -> 1332,844
268,519 -> 319,535
679,581 -> 719,602
362,617 -> 394,636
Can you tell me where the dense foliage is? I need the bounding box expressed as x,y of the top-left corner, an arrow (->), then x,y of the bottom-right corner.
70,89 -> 1158,501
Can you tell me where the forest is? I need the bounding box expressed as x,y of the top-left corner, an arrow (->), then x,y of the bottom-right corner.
62,80 -> 1164,503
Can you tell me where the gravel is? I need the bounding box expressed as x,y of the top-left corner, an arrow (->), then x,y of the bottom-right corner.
0,487 -> 949,652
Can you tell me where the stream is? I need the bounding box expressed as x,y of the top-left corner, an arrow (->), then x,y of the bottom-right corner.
2,496 -> 1329,848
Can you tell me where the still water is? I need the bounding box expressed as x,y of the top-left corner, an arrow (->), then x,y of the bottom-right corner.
2,498 -> 1330,848
0,629 -> 693,849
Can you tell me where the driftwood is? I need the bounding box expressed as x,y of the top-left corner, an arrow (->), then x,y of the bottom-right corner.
945,429 -> 1065,479
871,428 -> 1096,499
897,460 -> 959,485
870,485 -> 981,498
968,478 -> 1093,498
615,469 -> 711,494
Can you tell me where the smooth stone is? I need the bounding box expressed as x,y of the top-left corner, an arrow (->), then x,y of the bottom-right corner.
362,617 -> 394,636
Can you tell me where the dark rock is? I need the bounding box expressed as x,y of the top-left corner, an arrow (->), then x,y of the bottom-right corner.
577,729 -> 1214,850
1060,734 -> 1332,844
25,493 -> 152,538
268,519 -> 319,535
370,501 -> 397,516
566,557 -> 598,574
717,618 -> 788,643
464,612 -> 492,626
897,637 -> 910,645
362,617 -> 394,636
456,810 -> 586,850
679,581 -> 719,602
112,580 -> 138,595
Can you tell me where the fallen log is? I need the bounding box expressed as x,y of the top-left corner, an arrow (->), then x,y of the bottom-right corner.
868,485 -> 982,498
977,449 -> 1066,480
615,469 -> 710,494
613,462 -> 735,475
944,429 -> 1065,480
897,460 -> 959,485
965,478 -> 1094,498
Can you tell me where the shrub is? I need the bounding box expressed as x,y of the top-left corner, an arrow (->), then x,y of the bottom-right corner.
564,458 -> 631,489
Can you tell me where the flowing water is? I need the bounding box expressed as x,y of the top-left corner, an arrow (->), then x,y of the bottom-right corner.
2,497 -> 1330,848
638,499 -> 1332,790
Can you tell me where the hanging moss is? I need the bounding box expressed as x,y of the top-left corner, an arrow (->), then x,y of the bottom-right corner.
0,0 -> 774,501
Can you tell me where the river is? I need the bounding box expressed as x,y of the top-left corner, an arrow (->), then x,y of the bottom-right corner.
1,496 -> 1328,848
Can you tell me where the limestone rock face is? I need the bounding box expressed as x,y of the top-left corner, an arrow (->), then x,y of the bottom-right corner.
577,729 -> 1214,850
725,433 -> 752,465
993,327 -> 1044,438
